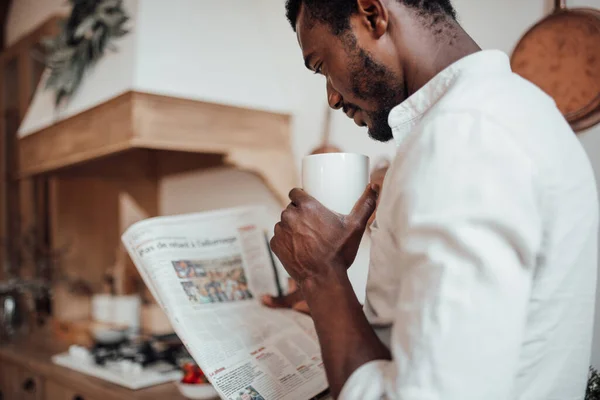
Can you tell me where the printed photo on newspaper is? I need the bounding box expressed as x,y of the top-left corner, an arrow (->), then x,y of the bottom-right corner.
121,206 -> 330,400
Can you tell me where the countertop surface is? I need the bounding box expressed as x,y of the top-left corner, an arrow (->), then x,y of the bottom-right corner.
0,328 -> 187,400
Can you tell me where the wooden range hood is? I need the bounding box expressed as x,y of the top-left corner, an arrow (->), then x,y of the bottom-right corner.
18,90 -> 297,205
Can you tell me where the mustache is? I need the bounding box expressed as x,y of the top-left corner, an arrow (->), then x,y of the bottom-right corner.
342,103 -> 360,114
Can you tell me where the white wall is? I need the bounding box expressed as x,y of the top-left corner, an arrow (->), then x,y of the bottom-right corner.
133,0 -> 293,115
8,0 -> 600,362
17,0 -> 139,137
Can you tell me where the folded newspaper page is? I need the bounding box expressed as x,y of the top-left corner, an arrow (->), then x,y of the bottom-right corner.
122,206 -> 330,400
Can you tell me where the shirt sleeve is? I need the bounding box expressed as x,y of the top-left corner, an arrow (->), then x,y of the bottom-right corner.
339,112 -> 543,400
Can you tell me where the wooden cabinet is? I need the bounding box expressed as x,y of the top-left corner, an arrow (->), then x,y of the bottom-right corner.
0,363 -> 43,400
0,17 -> 60,281
44,380 -> 96,400
0,340 -> 185,400
0,361 -> 20,399
16,366 -> 44,400
0,364 -> 99,400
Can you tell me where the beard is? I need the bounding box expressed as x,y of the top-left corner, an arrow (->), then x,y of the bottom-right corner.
343,37 -> 405,142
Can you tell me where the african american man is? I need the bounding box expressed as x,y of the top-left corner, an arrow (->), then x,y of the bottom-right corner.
265,0 -> 599,399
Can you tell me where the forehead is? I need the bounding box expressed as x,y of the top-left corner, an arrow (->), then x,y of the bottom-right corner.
295,5 -> 335,58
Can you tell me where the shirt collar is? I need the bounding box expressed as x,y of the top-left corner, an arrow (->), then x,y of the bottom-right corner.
387,50 -> 512,146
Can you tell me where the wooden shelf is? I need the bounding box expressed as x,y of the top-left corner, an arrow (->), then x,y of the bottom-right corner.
19,91 -> 298,205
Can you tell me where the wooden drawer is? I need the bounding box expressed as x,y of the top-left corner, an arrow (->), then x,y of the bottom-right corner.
44,380 -> 97,400
0,362 -> 44,400
0,362 -> 17,400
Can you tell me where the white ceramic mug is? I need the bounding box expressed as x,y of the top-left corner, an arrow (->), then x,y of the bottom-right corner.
302,153 -> 369,215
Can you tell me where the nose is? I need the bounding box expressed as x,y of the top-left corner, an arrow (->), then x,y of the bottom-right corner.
326,78 -> 343,110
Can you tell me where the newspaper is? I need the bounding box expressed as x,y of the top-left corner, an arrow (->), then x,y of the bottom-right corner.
122,206 -> 330,400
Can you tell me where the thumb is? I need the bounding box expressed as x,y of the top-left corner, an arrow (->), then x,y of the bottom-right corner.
347,183 -> 380,228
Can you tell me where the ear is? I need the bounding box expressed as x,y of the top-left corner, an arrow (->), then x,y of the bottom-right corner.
356,0 -> 389,38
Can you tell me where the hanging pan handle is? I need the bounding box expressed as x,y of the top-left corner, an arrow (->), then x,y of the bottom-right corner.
555,0 -> 566,12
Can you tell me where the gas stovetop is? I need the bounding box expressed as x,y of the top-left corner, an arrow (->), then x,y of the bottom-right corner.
52,334 -> 190,390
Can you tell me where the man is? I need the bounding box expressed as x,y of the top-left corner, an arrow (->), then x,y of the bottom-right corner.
264,0 -> 599,399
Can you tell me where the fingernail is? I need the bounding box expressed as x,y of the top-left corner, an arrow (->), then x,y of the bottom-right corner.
261,295 -> 271,303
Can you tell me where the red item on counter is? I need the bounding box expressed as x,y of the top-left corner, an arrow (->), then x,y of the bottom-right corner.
181,363 -> 208,384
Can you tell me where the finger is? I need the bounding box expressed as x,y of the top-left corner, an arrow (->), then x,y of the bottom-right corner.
367,207 -> 378,227
280,205 -> 298,226
288,188 -> 311,207
347,183 -> 380,228
373,158 -> 391,171
292,301 -> 311,315
284,202 -> 296,214
288,278 -> 298,292
273,222 -> 284,237
270,226 -> 282,253
261,290 -> 304,308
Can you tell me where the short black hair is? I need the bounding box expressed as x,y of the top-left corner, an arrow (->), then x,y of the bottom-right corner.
285,0 -> 456,35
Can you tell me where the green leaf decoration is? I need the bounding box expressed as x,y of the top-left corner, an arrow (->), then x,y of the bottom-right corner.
43,0 -> 131,108
587,367 -> 600,400
74,16 -> 95,38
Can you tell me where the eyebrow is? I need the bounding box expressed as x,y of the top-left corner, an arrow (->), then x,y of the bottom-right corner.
303,52 -> 315,71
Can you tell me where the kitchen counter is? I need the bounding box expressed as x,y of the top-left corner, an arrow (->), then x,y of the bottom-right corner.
0,329 -> 186,400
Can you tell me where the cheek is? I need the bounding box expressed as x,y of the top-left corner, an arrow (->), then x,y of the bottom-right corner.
327,62 -> 353,98
327,58 -> 378,111
325,49 -> 361,102
328,70 -> 369,110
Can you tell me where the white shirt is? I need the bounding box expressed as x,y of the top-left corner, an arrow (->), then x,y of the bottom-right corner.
339,50 -> 599,400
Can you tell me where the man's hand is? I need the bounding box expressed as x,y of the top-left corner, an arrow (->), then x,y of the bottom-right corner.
368,159 -> 390,228
270,184 -> 379,289
262,278 -> 310,315
264,183 -> 382,315
269,184 -> 388,398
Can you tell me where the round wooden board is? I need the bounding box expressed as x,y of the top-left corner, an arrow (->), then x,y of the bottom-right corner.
511,10 -> 600,129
